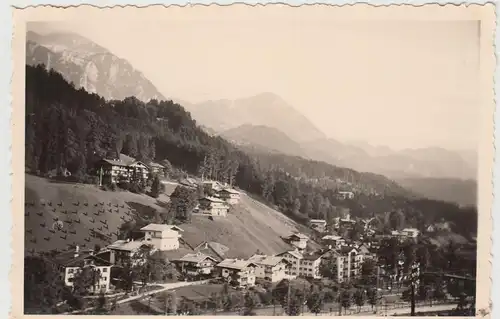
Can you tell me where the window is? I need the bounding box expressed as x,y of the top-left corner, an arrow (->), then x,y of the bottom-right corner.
68,268 -> 74,274
102,277 -> 107,281
102,268 -> 108,273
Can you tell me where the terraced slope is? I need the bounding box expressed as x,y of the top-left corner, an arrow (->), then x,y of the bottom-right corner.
24,174 -> 319,258
24,174 -> 174,254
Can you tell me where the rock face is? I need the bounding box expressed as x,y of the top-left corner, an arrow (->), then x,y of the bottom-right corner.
26,31 -> 165,102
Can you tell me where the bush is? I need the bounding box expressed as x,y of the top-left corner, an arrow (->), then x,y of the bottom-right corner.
102,183 -> 117,192
129,182 -> 145,194
51,175 -> 80,183
118,181 -> 131,191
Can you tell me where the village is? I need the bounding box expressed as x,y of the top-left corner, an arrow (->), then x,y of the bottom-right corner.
26,151 -> 479,316
20,145 -> 481,318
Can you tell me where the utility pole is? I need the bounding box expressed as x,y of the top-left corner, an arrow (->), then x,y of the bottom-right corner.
410,263 -> 418,316
287,280 -> 291,316
99,167 -> 103,186
338,284 -> 342,316
376,265 -> 380,314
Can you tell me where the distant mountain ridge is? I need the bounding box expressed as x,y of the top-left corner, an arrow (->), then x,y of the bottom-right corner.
182,92 -> 327,143
185,93 -> 477,181
220,124 -> 309,158
396,177 -> 477,208
26,31 -> 165,102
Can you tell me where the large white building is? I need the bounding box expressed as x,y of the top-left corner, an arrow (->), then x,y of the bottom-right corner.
277,249 -> 323,279
324,247 -> 364,283
140,224 -> 183,251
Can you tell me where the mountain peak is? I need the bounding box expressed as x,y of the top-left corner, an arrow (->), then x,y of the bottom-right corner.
184,93 -> 326,143
26,31 -> 165,102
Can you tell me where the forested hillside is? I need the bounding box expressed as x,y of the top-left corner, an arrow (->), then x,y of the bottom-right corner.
25,65 -> 478,237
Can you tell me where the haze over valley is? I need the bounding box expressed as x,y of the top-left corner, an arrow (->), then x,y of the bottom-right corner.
25,28 -> 478,207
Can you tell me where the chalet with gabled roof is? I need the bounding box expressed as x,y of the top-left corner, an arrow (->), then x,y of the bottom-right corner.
52,246 -> 112,293
173,252 -> 218,277
248,254 -> 290,282
193,241 -> 230,261
198,196 -> 229,217
218,188 -> 241,205
216,259 -> 257,287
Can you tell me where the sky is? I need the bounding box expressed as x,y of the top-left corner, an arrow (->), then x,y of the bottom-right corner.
28,16 -> 481,151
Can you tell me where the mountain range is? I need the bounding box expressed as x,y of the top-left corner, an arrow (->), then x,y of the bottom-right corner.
184,96 -> 477,179
184,97 -> 477,206
25,30 -> 477,207
26,31 -> 165,102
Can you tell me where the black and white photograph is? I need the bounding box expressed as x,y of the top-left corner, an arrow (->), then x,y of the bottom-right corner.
15,4 -> 494,317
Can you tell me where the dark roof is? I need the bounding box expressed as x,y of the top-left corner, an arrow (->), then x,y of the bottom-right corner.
339,246 -> 357,254
52,251 -> 112,267
302,252 -> 323,261
100,153 -> 149,168
193,241 -> 229,261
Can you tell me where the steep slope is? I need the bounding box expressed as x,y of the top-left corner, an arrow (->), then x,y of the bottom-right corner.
26,31 -> 165,102
220,124 -> 308,158
25,175 -> 318,257
182,92 -> 327,143
24,174 -> 174,254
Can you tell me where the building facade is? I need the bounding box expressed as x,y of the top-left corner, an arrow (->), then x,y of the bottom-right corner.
107,239 -> 150,266
54,248 -> 113,293
174,253 -> 218,277
218,188 -> 241,205
286,233 -> 309,251
277,250 -> 322,279
325,247 -> 364,283
216,259 -> 257,288
140,224 -> 183,251
310,219 -> 327,233
248,254 -> 289,282
198,197 -> 229,217
299,253 -> 323,279
96,153 -> 150,185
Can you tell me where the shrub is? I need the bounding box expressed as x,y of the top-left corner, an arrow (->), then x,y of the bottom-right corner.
118,181 -> 130,191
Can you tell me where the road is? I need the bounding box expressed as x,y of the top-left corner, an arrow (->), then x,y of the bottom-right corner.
354,303 -> 458,316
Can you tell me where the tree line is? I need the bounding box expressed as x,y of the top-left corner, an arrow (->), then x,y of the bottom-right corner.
25,64 -> 477,237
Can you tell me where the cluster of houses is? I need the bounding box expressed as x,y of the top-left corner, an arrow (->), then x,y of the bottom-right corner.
51,217 -> 378,294
97,152 -> 242,217
195,181 -> 241,218
48,194 -> 426,296
96,153 -> 167,185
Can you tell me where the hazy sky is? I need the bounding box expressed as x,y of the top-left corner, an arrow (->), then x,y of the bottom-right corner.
28,18 -> 480,151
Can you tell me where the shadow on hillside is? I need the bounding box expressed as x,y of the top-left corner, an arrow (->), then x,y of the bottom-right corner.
126,201 -> 158,221
155,199 -> 169,209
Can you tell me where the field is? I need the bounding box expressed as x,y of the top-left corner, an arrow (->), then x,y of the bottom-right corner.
24,174 -> 319,257
24,174 -> 177,254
